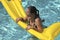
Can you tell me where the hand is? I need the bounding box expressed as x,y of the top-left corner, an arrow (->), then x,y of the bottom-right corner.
16,17 -> 23,23
26,25 -> 32,30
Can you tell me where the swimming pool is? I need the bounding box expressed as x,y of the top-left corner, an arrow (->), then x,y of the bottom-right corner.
0,0 -> 60,40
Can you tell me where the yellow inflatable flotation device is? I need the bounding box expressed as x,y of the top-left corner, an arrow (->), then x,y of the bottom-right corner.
0,0 -> 60,40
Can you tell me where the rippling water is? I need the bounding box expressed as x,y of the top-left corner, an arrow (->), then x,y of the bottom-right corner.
0,0 -> 60,40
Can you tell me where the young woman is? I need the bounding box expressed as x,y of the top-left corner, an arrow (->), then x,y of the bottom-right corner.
16,6 -> 43,33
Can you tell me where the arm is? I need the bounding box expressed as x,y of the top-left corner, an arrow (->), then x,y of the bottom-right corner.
16,16 -> 28,23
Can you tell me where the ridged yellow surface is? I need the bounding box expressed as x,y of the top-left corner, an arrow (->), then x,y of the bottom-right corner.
1,0 -> 60,40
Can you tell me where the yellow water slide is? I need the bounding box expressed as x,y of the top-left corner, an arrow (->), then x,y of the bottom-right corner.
1,0 -> 60,40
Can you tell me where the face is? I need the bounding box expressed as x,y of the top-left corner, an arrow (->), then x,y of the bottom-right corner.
26,8 -> 30,15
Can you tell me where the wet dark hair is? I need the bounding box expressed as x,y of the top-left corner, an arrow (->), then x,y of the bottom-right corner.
28,6 -> 39,18
27,6 -> 45,22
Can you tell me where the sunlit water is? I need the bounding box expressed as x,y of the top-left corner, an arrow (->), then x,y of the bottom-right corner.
0,0 -> 60,40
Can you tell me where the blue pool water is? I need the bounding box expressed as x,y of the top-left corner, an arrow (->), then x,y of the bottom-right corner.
0,0 -> 60,40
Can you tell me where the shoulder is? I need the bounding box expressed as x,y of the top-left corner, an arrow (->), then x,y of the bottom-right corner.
35,18 -> 40,22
